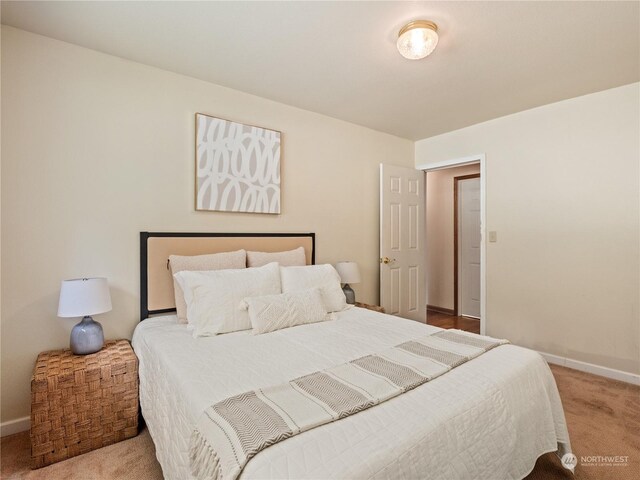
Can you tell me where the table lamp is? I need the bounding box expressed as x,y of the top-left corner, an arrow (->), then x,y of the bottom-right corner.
58,277 -> 112,355
335,261 -> 361,305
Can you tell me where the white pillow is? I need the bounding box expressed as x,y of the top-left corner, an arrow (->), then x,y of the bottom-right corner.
169,250 -> 247,324
246,247 -> 307,268
174,262 -> 281,336
241,288 -> 329,335
280,264 -> 347,312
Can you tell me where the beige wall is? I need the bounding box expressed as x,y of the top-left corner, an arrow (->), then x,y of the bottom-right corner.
416,83 -> 640,375
0,27 -> 414,423
426,164 -> 480,311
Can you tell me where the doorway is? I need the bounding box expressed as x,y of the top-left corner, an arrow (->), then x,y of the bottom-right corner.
378,156 -> 486,334
423,159 -> 484,334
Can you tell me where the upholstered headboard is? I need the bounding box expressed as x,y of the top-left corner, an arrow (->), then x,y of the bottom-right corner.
139,232 -> 315,320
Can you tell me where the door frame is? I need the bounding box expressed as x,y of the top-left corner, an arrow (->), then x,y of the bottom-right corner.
418,154 -> 486,335
454,173 -> 481,318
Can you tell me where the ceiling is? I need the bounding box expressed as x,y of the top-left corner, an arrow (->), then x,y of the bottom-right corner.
2,1 -> 638,140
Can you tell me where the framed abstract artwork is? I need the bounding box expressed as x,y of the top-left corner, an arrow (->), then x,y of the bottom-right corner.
195,113 -> 281,214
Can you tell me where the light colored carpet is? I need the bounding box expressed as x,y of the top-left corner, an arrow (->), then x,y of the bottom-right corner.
1,426 -> 163,480
525,364 -> 640,480
2,364 -> 638,479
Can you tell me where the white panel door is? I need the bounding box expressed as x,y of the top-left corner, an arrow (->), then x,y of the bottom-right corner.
458,177 -> 481,318
380,164 -> 426,322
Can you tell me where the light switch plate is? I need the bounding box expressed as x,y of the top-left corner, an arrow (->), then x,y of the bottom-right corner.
489,231 -> 497,242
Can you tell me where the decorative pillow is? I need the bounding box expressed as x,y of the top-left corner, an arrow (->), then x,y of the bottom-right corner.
246,247 -> 307,268
174,262 -> 281,336
241,288 -> 329,335
169,250 -> 247,324
280,264 -> 347,312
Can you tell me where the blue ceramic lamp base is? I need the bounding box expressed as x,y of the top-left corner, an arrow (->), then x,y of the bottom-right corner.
342,284 -> 356,305
70,316 -> 104,355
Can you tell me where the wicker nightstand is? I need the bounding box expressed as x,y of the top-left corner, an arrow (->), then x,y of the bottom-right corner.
355,302 -> 385,313
30,340 -> 139,468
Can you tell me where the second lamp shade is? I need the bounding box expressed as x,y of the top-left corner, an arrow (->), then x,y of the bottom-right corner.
335,262 -> 361,284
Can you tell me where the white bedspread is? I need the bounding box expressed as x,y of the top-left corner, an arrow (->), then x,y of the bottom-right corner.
132,308 -> 571,480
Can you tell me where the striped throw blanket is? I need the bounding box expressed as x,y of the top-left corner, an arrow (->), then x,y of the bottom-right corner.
190,329 -> 508,480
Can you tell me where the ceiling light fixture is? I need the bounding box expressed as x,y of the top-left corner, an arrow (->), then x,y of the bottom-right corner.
397,20 -> 439,60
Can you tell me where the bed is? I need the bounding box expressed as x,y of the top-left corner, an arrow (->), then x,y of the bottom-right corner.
132,232 -> 572,480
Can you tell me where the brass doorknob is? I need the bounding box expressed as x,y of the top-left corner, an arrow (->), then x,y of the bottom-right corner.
380,256 -> 394,264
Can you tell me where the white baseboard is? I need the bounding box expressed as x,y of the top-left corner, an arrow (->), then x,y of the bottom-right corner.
539,351 -> 640,386
1,416 -> 30,437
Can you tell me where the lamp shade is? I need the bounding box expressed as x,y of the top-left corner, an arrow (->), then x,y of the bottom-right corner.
58,277 -> 112,318
335,262 -> 361,284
